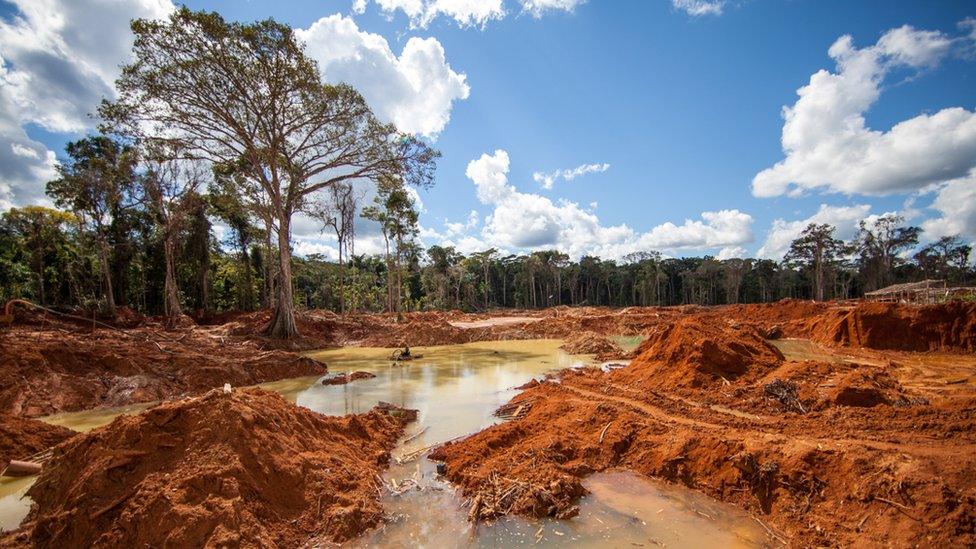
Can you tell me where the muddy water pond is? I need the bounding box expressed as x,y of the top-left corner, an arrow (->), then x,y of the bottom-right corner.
2,339 -> 774,546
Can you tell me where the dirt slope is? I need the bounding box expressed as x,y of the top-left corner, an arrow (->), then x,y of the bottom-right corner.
0,324 -> 327,417
809,301 -> 976,352
617,316 -> 785,390
0,415 -> 74,465
7,388 -> 406,548
559,332 -> 625,360
432,307 -> 976,547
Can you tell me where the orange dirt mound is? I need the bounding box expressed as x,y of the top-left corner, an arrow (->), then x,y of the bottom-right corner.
559,332 -> 624,360
810,301 -> 976,352
618,316 -> 784,389
11,388 -> 406,547
0,326 -> 328,417
826,368 -> 921,408
432,369 -> 976,547
0,415 -> 74,465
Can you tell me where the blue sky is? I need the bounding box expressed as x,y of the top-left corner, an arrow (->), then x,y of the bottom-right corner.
1,0 -> 974,260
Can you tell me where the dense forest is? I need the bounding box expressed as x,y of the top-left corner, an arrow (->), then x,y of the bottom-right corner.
1,8 -> 974,336
2,191 -> 973,317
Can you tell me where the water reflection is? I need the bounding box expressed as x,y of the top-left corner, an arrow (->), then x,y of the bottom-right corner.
0,476 -> 33,532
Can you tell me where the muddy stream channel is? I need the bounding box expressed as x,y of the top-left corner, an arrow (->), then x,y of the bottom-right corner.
1,339 -> 774,547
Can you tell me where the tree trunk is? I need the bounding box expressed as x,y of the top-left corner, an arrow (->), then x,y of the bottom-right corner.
265,215 -> 299,339
34,253 -> 45,306
383,234 -> 393,314
163,233 -> 181,329
394,234 -> 403,319
814,248 -> 824,302
99,240 -> 116,315
263,225 -> 275,309
338,254 -> 345,315
240,244 -> 254,310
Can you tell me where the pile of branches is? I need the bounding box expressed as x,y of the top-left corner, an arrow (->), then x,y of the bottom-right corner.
763,379 -> 806,414
464,471 -> 579,523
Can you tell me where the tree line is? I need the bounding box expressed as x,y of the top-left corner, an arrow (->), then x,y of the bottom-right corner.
0,8 -> 973,337
3,189 -> 973,318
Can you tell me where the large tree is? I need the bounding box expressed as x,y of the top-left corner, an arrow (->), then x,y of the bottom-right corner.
102,8 -> 437,338
141,146 -> 206,327
47,136 -> 138,315
856,215 -> 921,291
1,206 -> 77,305
784,223 -> 843,302
914,236 -> 972,283
307,183 -> 360,314
362,176 -> 420,317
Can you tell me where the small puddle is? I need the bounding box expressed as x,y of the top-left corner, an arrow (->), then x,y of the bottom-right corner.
610,334 -> 646,352
1,338 -> 779,545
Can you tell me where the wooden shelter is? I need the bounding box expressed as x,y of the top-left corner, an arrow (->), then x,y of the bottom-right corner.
864,279 -> 975,304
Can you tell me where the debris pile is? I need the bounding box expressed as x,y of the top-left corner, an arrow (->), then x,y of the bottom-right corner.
763,379 -> 805,414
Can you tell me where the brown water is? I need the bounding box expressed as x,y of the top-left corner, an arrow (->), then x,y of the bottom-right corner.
309,340 -> 774,548
1,339 -> 778,546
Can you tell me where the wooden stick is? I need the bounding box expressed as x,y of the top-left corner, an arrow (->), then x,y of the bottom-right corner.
402,426 -> 428,444
875,497 -> 921,521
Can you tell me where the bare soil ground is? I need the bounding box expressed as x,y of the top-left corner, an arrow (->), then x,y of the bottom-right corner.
431,300 -> 976,547
2,388 -> 408,547
0,415 -> 75,465
1,299 -> 973,546
0,311 -> 328,417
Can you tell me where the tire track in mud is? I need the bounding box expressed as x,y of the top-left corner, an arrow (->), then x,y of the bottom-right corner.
547,381 -> 974,458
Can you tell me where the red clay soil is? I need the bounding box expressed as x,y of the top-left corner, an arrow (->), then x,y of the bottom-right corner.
168,299 -> 976,354
433,374 -> 976,546
616,316 -> 785,390
0,415 -> 75,465
0,321 -> 328,417
559,332 -> 625,361
808,301 -> 976,352
4,388 -> 407,548
432,309 -> 976,547
208,306 -> 679,349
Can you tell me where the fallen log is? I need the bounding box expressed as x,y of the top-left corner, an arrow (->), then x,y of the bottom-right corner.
3,459 -> 42,477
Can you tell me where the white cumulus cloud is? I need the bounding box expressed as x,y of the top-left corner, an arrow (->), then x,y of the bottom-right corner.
464,150 -> 753,259
716,246 -> 747,260
753,24 -> 976,198
0,0 -> 173,209
298,14 -> 470,139
921,170 -> 976,242
360,0 -> 506,29
756,203 -> 872,259
533,162 -> 609,190
519,0 -> 586,18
